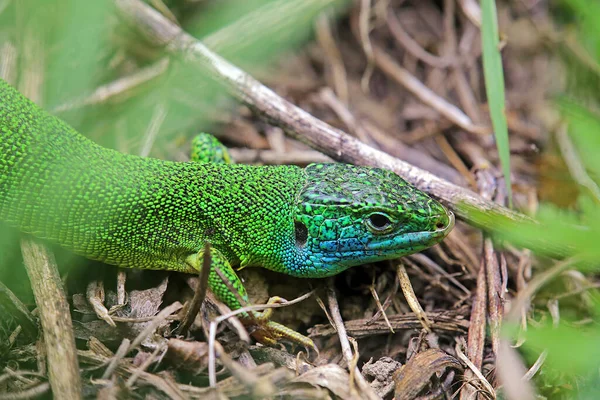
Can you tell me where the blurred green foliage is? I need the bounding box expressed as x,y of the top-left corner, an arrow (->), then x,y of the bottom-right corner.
487,1 -> 600,397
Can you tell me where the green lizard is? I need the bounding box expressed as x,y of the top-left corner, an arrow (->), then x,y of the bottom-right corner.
0,78 -> 454,348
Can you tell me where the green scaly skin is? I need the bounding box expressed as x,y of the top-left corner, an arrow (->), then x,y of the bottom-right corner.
0,79 -> 454,348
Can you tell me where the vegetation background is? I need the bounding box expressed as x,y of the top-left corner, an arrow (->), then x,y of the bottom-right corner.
0,0 -> 599,398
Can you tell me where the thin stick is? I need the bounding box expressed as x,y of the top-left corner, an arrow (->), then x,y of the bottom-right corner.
176,243 -> 212,336
21,239 -> 82,400
326,280 -> 380,400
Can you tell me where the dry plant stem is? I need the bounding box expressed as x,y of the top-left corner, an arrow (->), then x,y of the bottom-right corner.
8,326 -> 21,346
1,369 -> 31,387
496,341 -> 536,400
207,320 -> 219,388
386,10 -> 451,68
181,367 -> 282,399
177,243 -> 212,336
150,0 -> 178,24
443,0 -> 458,53
479,170 -> 506,356
325,280 -> 380,400
128,302 -> 183,351
408,253 -> 470,295
81,348 -> 188,399
214,341 -> 278,398
112,315 -> 180,323
0,42 -> 17,84
484,237 -> 503,357
368,272 -> 399,323
0,369 -> 44,385
0,382 -> 51,400
403,257 -> 454,299
461,168 -> 501,400
547,298 -> 560,327
117,270 -> 127,305
371,44 -> 487,136
451,19 -> 483,124
403,119 -> 453,144
210,291 -> 314,327
140,102 -> 168,157
455,341 -> 495,399
362,120 -> 466,185
315,13 -> 349,104
311,309 -> 469,337
458,0 -> 482,27
126,342 -> 166,388
102,339 -> 130,380
86,279 -> 116,327
522,349 -> 547,381
358,0 -> 375,91
114,0 -> 530,230
51,58 -> 170,113
35,339 -> 46,377
515,250 -> 532,335
9,373 -> 35,392
318,87 -> 371,143
396,264 -> 432,332
454,240 -> 479,276
21,239 -> 82,400
452,66 -> 484,123
347,337 -> 360,394
368,282 -> 394,333
434,134 -> 477,188
0,281 -> 37,340
461,264 -> 487,400
315,296 -> 335,330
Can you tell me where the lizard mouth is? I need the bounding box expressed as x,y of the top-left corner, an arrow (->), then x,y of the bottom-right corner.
317,211 -> 455,260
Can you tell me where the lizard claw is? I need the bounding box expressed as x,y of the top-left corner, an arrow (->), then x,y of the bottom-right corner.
246,319 -> 319,356
242,296 -> 319,355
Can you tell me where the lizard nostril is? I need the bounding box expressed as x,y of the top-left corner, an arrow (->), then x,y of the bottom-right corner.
436,220 -> 447,230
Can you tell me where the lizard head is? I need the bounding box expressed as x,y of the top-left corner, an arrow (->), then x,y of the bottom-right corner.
290,163 -> 454,277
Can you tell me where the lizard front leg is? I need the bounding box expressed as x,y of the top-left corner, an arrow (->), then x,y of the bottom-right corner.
185,241 -> 316,351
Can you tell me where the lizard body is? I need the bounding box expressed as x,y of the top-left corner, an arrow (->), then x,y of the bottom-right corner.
0,78 -> 454,346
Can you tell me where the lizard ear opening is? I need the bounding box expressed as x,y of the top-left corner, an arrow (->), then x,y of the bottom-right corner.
294,221 -> 308,248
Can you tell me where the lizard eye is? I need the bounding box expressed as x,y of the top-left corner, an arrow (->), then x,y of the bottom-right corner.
365,213 -> 392,234
295,221 -> 308,247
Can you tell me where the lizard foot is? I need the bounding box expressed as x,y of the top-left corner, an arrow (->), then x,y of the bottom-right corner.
243,296 -> 318,354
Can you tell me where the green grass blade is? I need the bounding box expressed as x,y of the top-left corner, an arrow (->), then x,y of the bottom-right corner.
481,0 -> 512,207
